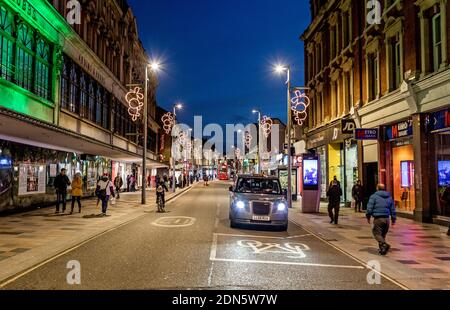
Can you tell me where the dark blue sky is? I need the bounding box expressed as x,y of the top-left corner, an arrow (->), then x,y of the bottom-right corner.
128,0 -> 310,128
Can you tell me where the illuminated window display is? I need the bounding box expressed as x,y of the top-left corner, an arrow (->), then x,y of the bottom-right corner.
392,144 -> 415,213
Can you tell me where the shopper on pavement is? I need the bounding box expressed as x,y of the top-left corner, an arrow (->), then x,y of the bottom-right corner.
96,174 -> 115,216
54,168 -> 71,214
327,176 -> 342,225
70,172 -> 83,214
352,180 -> 364,213
114,175 -> 123,199
366,184 -> 397,255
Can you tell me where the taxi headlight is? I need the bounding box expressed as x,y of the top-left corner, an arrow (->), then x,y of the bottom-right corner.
235,200 -> 246,209
277,202 -> 287,211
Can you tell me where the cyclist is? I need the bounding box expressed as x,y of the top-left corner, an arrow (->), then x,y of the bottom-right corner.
156,179 -> 169,212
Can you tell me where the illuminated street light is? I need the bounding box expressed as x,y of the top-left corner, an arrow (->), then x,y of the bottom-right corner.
274,63 -> 293,209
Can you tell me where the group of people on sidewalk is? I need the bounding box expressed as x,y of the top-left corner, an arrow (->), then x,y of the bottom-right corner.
53,168 -> 120,217
326,177 -> 397,256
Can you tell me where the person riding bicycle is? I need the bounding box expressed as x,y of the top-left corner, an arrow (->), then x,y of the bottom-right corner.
156,179 -> 169,209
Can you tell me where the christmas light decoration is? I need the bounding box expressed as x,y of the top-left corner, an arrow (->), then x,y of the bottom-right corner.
245,132 -> 252,148
260,116 -> 273,138
291,90 -> 310,126
125,87 -> 144,122
161,112 -> 175,134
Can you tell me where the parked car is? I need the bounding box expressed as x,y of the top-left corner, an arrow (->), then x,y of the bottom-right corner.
229,174 -> 288,231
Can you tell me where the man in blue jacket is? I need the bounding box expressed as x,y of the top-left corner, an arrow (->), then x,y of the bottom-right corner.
366,184 -> 397,255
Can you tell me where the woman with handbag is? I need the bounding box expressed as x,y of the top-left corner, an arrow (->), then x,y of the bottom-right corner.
96,174 -> 115,216
70,173 -> 83,214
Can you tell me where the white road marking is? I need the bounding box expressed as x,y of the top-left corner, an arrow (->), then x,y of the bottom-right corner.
151,216 -> 196,228
214,233 -> 298,240
210,258 -> 365,269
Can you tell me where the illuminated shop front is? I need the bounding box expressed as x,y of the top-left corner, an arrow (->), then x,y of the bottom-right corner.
381,119 -> 415,214
306,121 -> 356,204
426,109 -> 450,219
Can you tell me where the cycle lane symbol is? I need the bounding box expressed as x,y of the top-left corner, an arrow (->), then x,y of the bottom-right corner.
237,240 -> 310,259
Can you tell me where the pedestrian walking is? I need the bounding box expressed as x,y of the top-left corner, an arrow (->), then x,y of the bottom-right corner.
203,174 -> 209,186
327,176 -> 342,225
366,184 -> 397,255
54,168 -> 71,214
130,174 -> 136,192
96,174 -> 115,216
70,172 -> 83,214
126,174 -> 131,192
352,180 -> 364,212
114,175 -> 123,199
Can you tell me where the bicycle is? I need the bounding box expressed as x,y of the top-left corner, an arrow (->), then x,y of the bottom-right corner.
156,193 -> 165,213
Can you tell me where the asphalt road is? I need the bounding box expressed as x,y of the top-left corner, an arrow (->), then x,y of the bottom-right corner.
2,182 -> 402,290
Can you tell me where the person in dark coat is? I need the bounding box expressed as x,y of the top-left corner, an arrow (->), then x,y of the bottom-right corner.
366,184 -> 397,255
54,168 -> 71,214
114,175 -> 123,199
327,176 -> 342,225
352,180 -> 364,213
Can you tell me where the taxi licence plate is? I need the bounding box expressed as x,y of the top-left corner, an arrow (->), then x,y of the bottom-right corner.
252,215 -> 271,222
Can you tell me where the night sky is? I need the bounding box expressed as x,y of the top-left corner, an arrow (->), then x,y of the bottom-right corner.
128,0 -> 310,129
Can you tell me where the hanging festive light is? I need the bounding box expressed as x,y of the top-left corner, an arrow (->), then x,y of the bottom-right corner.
125,87 -> 144,122
291,90 -> 310,126
161,112 -> 175,134
234,148 -> 241,159
260,116 -> 273,138
245,132 -> 252,148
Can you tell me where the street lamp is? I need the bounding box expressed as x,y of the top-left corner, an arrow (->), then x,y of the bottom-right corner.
252,109 -> 262,174
274,64 -> 293,209
171,103 -> 183,193
135,61 -> 160,205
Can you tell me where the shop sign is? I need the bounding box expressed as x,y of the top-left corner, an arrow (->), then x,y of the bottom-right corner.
341,119 -> 356,134
426,109 -> 450,133
355,128 -> 379,140
386,120 -> 413,140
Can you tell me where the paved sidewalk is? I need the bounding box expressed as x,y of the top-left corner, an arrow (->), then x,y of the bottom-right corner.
0,184 -> 196,284
289,202 -> 450,290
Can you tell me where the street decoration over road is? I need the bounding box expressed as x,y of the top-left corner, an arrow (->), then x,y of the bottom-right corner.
260,116 -> 273,138
291,90 -> 310,126
245,132 -> 252,148
162,112 -> 175,134
125,87 -> 144,122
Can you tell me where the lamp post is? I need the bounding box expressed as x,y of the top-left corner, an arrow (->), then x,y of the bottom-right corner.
252,109 -> 261,174
275,65 -> 292,208
172,103 -> 183,193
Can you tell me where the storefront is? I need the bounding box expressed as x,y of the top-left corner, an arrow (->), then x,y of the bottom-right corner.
0,139 -> 114,212
426,109 -> 450,219
306,121 -> 355,204
380,119 -> 415,215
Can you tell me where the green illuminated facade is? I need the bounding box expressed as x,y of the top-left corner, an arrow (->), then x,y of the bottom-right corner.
0,0 -> 73,123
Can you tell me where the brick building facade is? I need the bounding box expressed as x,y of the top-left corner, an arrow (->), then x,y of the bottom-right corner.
302,0 -> 450,224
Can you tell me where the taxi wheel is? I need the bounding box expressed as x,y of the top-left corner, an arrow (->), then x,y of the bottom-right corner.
230,220 -> 237,228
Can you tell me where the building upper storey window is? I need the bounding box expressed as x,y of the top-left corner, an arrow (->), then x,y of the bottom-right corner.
417,0 -> 448,75
0,5 -> 52,101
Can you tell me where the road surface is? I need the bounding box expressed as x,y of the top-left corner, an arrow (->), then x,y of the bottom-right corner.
2,182 -> 402,290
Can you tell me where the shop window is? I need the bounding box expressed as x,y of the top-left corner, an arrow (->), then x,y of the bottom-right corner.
391,144 -> 415,213
436,133 -> 450,217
